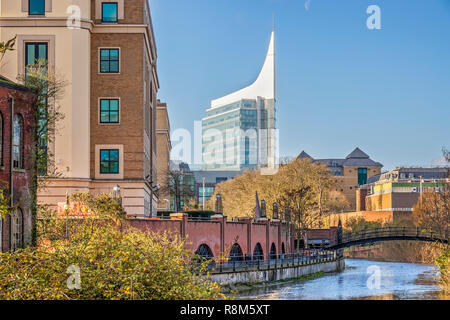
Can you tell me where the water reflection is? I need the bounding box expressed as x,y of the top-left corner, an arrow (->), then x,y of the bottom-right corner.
237,259 -> 443,300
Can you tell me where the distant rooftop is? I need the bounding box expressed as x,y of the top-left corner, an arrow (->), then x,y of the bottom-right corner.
367,167 -> 449,184
296,147 -> 383,168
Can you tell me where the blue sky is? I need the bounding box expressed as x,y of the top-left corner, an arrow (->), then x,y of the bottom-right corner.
149,0 -> 450,171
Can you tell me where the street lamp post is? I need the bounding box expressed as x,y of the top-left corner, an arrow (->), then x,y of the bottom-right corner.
202,177 -> 206,211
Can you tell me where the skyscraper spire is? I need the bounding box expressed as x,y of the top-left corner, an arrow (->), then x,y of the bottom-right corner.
210,31 -> 275,108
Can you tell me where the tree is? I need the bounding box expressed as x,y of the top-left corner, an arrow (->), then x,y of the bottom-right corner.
0,195 -> 225,300
412,148 -> 450,235
16,59 -> 66,246
160,167 -> 195,212
0,36 -> 16,65
208,159 -> 344,229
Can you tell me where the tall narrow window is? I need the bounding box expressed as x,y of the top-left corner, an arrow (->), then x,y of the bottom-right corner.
100,49 -> 119,73
102,2 -> 118,22
29,0 -> 45,15
25,42 -> 48,74
25,43 -> 49,174
358,168 -> 368,186
100,99 -> 119,123
11,208 -> 24,251
13,114 -> 24,169
100,149 -> 119,174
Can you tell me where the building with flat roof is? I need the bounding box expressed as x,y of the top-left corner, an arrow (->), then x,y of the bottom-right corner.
297,148 -> 383,211
364,167 -> 449,213
202,32 -> 277,172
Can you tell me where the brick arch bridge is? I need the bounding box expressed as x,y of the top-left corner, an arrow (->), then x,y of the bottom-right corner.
128,214 -> 297,260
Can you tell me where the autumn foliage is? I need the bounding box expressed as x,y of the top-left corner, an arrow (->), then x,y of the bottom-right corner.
0,193 -> 224,300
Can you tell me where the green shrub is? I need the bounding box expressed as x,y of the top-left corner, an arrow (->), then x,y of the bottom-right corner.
0,193 -> 226,300
436,250 -> 450,294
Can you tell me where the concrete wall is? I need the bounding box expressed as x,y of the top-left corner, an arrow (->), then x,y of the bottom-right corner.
210,258 -> 345,285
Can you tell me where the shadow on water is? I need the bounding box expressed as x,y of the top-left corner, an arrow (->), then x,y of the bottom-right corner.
235,259 -> 445,300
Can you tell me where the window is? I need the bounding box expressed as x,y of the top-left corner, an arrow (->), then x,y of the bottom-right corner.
358,168 -> 368,185
25,42 -> 48,73
100,49 -> 119,73
13,114 -> 24,169
100,99 -> 119,123
29,0 -> 45,15
100,149 -> 119,174
11,208 -> 24,251
102,2 -> 118,22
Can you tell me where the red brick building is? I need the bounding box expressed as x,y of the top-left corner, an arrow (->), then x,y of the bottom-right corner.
0,76 -> 35,252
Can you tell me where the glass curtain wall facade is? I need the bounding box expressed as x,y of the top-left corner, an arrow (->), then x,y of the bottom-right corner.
201,32 -> 277,172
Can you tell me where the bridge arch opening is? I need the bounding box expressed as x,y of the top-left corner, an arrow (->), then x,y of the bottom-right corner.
194,244 -> 214,260
253,243 -> 264,260
281,242 -> 286,255
270,243 -> 277,260
229,243 -> 244,262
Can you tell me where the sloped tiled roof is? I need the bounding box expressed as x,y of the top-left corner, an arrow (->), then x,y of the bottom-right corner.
296,147 -> 383,168
297,151 -> 313,160
346,147 -> 369,159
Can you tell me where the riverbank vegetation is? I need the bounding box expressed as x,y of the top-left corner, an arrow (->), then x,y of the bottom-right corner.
0,193 -> 225,300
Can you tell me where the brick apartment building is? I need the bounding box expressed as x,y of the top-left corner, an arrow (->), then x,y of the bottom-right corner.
0,76 -> 35,252
0,0 -> 160,217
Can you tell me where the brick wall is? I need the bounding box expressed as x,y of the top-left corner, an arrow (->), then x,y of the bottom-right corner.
90,33 -> 145,180
0,84 -> 35,252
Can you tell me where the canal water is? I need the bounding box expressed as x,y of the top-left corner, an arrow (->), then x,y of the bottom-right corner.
238,259 -> 446,300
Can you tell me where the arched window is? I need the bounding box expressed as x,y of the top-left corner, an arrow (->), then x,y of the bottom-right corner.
229,243 -> 243,262
281,242 -> 286,255
11,208 -> 23,251
0,111 -> 3,165
195,244 -> 214,260
13,114 -> 24,169
270,243 -> 277,260
253,243 -> 264,260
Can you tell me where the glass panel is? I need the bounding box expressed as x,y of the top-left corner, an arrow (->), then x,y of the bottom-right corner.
110,100 -> 119,110
100,112 -> 110,123
26,44 -> 35,66
100,61 -> 109,73
111,162 -> 119,173
110,61 -> 119,73
29,0 -> 45,15
100,100 -> 109,111
100,150 -> 110,161
102,3 -> 118,22
110,112 -> 119,123
100,49 -> 110,58
100,162 -> 109,173
110,49 -> 119,59
38,44 -> 47,60
110,150 -> 119,161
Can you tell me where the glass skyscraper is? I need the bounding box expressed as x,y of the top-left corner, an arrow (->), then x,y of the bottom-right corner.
202,32 -> 278,172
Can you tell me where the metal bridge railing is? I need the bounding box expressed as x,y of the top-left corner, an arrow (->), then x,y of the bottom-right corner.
194,250 -> 340,275
338,227 -> 449,246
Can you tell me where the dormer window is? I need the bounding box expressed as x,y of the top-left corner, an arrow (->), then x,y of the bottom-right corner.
29,0 -> 45,15
102,2 -> 118,23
